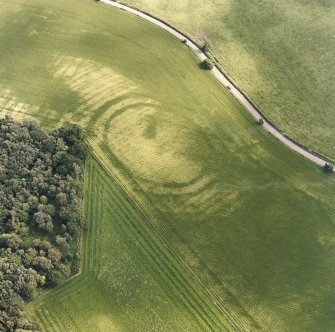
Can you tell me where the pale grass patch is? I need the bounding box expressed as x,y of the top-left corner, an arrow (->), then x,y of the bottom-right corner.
0,87 -> 40,121
92,97 -> 148,132
177,244 -> 200,268
247,303 -> 286,332
318,231 -> 335,247
142,174 -> 213,196
52,56 -> 141,127
52,56 -> 199,184
223,41 -> 268,93
180,185 -> 222,214
178,185 -> 240,216
28,29 -> 39,37
95,316 -> 120,332
108,107 -> 201,184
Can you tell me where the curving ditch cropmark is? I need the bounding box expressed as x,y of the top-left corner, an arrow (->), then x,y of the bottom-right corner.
99,0 -> 332,171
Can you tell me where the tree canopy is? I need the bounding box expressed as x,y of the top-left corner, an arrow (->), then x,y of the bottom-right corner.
0,117 -> 87,331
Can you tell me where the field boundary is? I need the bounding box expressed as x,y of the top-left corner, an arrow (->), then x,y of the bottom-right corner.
98,0 -> 334,169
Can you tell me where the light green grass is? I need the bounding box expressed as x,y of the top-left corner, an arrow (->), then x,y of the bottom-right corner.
30,157 -> 232,331
121,0 -> 335,159
1,0 -> 335,330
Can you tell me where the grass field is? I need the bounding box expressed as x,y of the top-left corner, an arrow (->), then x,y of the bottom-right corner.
1,0 -> 335,330
30,157 -> 232,331
120,0 -> 335,160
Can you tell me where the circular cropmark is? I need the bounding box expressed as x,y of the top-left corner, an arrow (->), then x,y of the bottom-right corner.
107,106 -> 202,184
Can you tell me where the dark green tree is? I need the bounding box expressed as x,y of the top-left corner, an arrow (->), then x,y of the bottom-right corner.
200,59 -> 214,70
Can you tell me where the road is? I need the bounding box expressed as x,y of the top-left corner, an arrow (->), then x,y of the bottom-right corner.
100,0 -> 331,170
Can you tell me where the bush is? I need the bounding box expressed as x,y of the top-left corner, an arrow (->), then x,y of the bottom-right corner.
258,118 -> 264,125
200,59 -> 214,70
48,264 -> 70,286
324,163 -> 334,173
201,41 -> 210,53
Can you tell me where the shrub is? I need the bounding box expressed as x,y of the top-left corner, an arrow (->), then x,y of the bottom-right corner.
324,163 -> 334,173
201,41 -> 210,53
200,59 -> 214,70
258,118 -> 264,125
48,264 -> 70,286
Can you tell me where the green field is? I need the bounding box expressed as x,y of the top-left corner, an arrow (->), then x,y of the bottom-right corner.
121,0 -> 335,160
31,157 -> 232,331
1,0 -> 335,330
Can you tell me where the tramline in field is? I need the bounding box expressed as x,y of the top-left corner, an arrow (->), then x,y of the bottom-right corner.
1,0 -> 335,331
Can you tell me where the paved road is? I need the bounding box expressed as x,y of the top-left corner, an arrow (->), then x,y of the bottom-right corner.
100,0 -> 331,169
